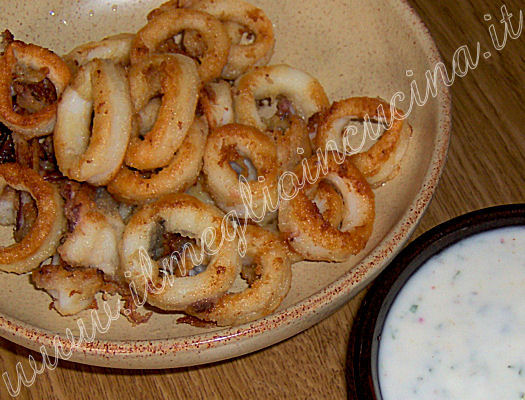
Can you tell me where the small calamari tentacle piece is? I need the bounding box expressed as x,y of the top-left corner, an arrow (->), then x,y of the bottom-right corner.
31,264 -> 106,316
58,182 -> 124,278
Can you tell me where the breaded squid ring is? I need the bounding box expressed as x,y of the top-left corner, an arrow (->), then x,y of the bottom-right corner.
0,163 -> 66,273
63,33 -> 134,73
120,193 -> 240,311
0,41 -> 71,138
200,79 -> 234,130
278,152 -> 375,262
179,0 -> 275,79
54,59 -> 132,186
131,8 -> 230,84
187,224 -> 291,326
314,97 -> 413,188
233,64 -> 330,131
107,118 -> 208,205
203,123 -> 279,222
125,54 -> 199,170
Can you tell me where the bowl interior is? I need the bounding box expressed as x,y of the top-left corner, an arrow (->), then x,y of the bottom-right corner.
1,0 -> 449,365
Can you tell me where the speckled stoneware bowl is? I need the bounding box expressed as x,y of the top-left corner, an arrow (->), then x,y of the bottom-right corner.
1,0 -> 450,368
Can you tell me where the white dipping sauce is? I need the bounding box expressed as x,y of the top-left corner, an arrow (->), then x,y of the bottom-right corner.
378,226 -> 525,400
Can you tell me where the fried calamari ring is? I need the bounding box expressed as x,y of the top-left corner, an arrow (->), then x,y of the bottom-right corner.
237,91 -> 313,173
120,193 -> 240,311
177,0 -> 275,79
187,224 -> 291,326
0,40 -> 71,138
278,152 -> 375,262
54,59 -> 132,186
352,123 -> 412,188
149,0 -> 274,78
64,33 -> 134,72
200,79 -> 234,130
0,163 -> 65,273
131,8 -> 230,84
125,54 -> 199,170
203,123 -> 279,222
107,118 -> 207,205
314,97 -> 413,188
234,64 -> 329,131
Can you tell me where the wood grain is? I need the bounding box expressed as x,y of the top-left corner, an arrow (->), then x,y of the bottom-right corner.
0,0 -> 523,398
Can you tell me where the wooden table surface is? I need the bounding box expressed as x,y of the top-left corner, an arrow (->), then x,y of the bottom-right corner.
1,0 -> 524,398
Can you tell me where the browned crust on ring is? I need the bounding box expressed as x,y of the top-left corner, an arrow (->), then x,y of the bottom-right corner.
233,64 -> 330,131
107,118 -> 207,204
187,0 -> 275,79
279,153 -> 375,261
0,41 -> 71,138
203,123 -> 278,219
124,54 -> 199,170
0,163 -> 66,273
352,128 -> 400,176
131,8 -> 231,83
312,181 -> 344,227
148,0 -> 275,79
186,224 -> 292,326
120,193 -> 240,311
314,97 -> 406,179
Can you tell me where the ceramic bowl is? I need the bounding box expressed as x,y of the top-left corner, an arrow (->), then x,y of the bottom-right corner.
0,0 -> 450,368
347,204 -> 525,398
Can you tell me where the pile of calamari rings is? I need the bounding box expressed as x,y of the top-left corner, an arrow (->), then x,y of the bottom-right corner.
0,0 -> 412,326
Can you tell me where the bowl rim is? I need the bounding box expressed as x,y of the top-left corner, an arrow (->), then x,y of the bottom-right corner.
0,0 -> 452,368
346,203 -> 525,399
